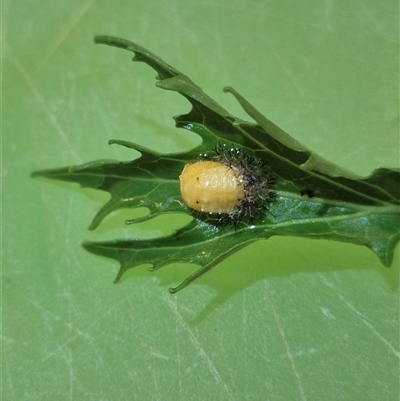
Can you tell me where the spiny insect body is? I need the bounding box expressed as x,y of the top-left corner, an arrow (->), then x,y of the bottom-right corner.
179,144 -> 276,227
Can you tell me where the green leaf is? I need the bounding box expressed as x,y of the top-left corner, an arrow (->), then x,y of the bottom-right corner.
32,36 -> 400,293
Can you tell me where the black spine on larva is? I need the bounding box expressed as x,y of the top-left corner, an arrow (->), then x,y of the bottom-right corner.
212,143 -> 276,227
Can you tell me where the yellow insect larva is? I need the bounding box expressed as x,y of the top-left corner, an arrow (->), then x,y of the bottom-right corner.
179,161 -> 244,214
179,144 -> 276,227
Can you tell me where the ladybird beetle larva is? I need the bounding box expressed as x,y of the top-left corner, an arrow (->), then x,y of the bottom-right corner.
179,144 -> 276,226
179,161 -> 245,213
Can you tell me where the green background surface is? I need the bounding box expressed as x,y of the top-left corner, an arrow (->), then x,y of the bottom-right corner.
3,1 -> 399,400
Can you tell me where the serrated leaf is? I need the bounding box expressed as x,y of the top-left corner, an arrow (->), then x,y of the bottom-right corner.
32,36 -> 400,293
